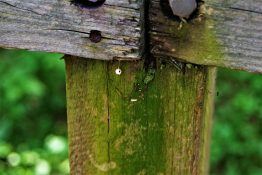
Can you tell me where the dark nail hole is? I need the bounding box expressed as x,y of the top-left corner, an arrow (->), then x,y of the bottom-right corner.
160,0 -> 204,22
71,0 -> 106,9
89,30 -> 102,43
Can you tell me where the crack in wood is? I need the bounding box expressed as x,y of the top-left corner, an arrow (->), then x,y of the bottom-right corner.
46,28 -> 140,47
46,28 -> 91,35
209,2 -> 262,15
228,6 -> 262,15
0,1 -> 45,16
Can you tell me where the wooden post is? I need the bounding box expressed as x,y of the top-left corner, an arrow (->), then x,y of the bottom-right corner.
65,55 -> 216,174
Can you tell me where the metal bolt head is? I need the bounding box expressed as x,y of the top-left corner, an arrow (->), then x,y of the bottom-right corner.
168,0 -> 197,18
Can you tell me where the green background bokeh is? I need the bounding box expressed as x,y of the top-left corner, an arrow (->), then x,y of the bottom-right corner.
0,49 -> 261,175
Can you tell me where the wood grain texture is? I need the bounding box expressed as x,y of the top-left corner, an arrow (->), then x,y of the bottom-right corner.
0,0 -> 143,60
65,55 -> 216,175
149,0 -> 262,73
1,0 -> 261,72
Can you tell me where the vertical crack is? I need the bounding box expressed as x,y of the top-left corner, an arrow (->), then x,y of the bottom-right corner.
106,62 -> 110,134
106,62 -> 111,163
143,0 -> 157,71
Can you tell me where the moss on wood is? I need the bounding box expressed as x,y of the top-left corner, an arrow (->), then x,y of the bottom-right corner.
65,56 -> 215,175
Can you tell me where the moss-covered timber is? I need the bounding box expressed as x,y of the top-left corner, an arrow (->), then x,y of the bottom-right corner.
65,55 -> 216,175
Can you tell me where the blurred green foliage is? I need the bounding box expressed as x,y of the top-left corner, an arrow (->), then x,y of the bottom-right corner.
211,69 -> 262,175
0,49 -> 261,174
0,49 -> 68,175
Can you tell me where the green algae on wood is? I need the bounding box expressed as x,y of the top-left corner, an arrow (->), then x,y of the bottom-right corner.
149,0 -> 262,73
200,67 -> 216,174
65,56 -> 215,174
150,1 -> 224,66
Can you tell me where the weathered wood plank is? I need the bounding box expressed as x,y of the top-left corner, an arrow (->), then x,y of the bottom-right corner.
65,55 -> 216,174
0,0 -> 261,72
149,0 -> 262,73
0,0 -> 143,60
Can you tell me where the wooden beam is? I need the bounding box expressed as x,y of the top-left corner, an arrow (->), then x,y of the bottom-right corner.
0,0 -> 261,72
0,0 -> 144,60
149,0 -> 262,73
65,55 -> 216,174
